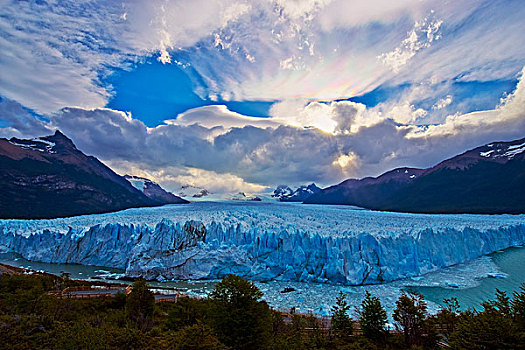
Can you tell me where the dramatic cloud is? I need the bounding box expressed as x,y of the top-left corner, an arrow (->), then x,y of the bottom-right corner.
168,105 -> 278,130
1,1 -> 524,193
2,67 -> 524,193
1,0 -> 524,114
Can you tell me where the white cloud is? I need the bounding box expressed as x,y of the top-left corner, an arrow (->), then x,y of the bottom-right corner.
379,14 -> 443,72
1,0 -> 524,117
165,105 -> 278,135
0,98 -> 51,138
105,161 -> 267,194
433,95 -> 453,110
3,66 -> 524,191
274,0 -> 332,20
316,0 -> 428,29
270,99 -> 369,134
416,67 -> 525,139
0,1 -> 119,114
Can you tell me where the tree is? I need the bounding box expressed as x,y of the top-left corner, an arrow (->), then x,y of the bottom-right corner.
125,279 -> 155,328
431,297 -> 460,340
512,284 -> 525,330
358,291 -> 387,341
331,291 -> 353,339
209,274 -> 272,350
172,323 -> 226,350
450,288 -> 525,349
112,291 -> 127,309
166,296 -> 210,330
392,292 -> 427,347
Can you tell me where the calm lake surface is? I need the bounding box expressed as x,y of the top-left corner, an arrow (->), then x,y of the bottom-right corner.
409,246 -> 525,310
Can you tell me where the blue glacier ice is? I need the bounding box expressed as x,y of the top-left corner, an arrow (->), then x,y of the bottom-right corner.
0,202 -> 524,285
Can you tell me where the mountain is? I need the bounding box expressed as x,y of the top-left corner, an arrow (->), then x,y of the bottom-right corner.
0,130 -> 187,219
272,183 -> 321,202
271,185 -> 294,199
305,138 -> 525,214
123,175 -> 188,204
177,185 -> 210,199
230,192 -> 262,201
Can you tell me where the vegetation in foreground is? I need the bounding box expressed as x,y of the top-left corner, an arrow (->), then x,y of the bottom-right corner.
0,271 -> 524,349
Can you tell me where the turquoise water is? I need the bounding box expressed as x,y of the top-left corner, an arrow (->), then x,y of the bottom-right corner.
0,252 -> 123,279
409,246 -> 525,311
2,246 -> 524,314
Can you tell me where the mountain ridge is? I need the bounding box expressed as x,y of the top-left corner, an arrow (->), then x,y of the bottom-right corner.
0,130 -> 187,219
305,138 -> 525,214
272,183 -> 321,202
124,175 -> 188,204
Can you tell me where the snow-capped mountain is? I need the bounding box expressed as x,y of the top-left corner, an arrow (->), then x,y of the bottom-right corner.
306,138 -> 525,214
0,130 -> 187,219
124,175 -> 188,205
7,136 -> 58,154
230,192 -> 262,201
272,185 -> 294,199
177,185 -> 210,199
272,183 -> 321,202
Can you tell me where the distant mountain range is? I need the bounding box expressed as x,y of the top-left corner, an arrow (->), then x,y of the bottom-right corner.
305,138 -> 525,214
230,192 -> 262,201
177,185 -> 210,199
272,183 -> 321,202
0,130 -> 187,219
124,175 -> 188,204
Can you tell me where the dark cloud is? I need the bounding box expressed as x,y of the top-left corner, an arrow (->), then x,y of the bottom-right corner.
1,75 -> 524,191
0,98 -> 51,138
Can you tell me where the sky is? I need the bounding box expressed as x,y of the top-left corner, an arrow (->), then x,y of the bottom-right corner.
0,0 -> 524,194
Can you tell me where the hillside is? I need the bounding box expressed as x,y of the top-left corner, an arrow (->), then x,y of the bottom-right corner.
0,130 -> 187,219
305,138 -> 525,214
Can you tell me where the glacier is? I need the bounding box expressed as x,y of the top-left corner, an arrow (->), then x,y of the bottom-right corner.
0,202 -> 524,285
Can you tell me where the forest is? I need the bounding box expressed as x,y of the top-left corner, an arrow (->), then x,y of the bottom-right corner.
0,271 -> 523,349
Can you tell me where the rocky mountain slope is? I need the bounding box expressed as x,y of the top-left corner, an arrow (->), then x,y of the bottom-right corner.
0,130 -> 187,219
124,175 -> 188,204
305,138 -> 525,214
272,183 -> 321,202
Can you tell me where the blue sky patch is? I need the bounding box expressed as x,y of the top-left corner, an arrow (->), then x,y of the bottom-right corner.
104,58 -> 274,127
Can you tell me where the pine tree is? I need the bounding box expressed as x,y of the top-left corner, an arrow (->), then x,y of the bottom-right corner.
392,292 -> 427,347
512,284 -> 525,329
450,287 -> 525,349
431,297 -> 460,339
125,279 -> 155,329
358,290 -> 388,340
331,291 -> 353,339
209,274 -> 272,350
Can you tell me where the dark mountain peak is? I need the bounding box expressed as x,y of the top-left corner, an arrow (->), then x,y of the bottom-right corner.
124,174 -> 188,204
272,183 -> 321,202
43,129 -> 77,151
0,131 -> 187,219
337,167 -> 424,190
3,130 -> 79,158
306,137 -> 525,214
305,183 -> 321,191
430,137 -> 525,173
272,185 -> 293,198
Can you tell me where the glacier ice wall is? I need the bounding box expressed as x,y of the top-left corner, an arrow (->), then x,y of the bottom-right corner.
0,202 -> 524,285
